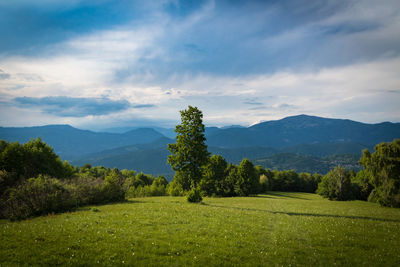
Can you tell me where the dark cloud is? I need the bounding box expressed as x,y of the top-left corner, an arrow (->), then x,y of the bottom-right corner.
14,96 -> 130,117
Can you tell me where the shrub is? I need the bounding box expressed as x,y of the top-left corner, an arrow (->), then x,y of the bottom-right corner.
102,172 -> 125,202
0,175 -> 74,220
68,177 -> 104,205
186,187 -> 202,203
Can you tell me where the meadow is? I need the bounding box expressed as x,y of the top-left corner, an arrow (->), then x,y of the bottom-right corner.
1,192 -> 400,266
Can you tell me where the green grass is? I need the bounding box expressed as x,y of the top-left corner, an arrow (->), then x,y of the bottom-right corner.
1,192 -> 400,266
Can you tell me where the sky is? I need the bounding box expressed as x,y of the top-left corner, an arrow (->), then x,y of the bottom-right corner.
0,0 -> 400,130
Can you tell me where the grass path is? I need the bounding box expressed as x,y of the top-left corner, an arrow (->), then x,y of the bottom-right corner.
1,192 -> 400,266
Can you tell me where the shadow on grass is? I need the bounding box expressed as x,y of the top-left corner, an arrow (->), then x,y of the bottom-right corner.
205,204 -> 400,223
250,195 -> 278,199
264,192 -> 311,200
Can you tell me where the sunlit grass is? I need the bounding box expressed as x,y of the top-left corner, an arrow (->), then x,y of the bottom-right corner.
1,192 -> 400,266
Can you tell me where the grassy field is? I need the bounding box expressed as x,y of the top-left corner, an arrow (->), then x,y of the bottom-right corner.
1,192 -> 400,266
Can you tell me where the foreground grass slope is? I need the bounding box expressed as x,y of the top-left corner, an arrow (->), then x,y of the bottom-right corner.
1,193 -> 400,266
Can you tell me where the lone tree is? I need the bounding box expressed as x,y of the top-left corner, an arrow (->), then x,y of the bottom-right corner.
167,106 -> 210,191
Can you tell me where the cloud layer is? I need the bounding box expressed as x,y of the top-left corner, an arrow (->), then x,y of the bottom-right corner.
0,0 -> 399,129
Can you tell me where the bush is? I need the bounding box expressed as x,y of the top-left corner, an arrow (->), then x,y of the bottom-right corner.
101,172 -> 125,202
186,187 -> 202,203
68,177 -> 105,205
0,175 -> 75,220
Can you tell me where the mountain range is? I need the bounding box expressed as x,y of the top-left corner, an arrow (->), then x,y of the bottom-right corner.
1,114 -> 399,178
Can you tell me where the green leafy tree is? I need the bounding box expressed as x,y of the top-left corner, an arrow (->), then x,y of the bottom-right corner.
235,158 -> 258,196
360,139 -> 400,207
0,138 -> 72,194
167,106 -> 210,191
200,155 -> 227,196
317,166 -> 353,200
222,163 -> 239,196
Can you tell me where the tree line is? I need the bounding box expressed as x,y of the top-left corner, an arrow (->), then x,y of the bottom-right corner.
167,106 -> 400,207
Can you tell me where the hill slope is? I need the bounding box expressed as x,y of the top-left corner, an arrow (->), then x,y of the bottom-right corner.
0,125 -> 164,160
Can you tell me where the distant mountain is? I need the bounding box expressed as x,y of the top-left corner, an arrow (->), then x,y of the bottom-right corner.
1,114 -> 399,177
0,125 -> 164,160
220,125 -> 246,129
70,137 -> 174,178
206,115 -> 400,148
101,126 -> 176,138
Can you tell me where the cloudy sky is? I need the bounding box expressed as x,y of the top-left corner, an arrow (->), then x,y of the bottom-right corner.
1,0 -> 400,130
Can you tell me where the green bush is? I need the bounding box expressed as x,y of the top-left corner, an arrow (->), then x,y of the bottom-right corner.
186,187 -> 202,203
102,172 -> 125,202
68,177 -> 105,205
0,175 -> 75,220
